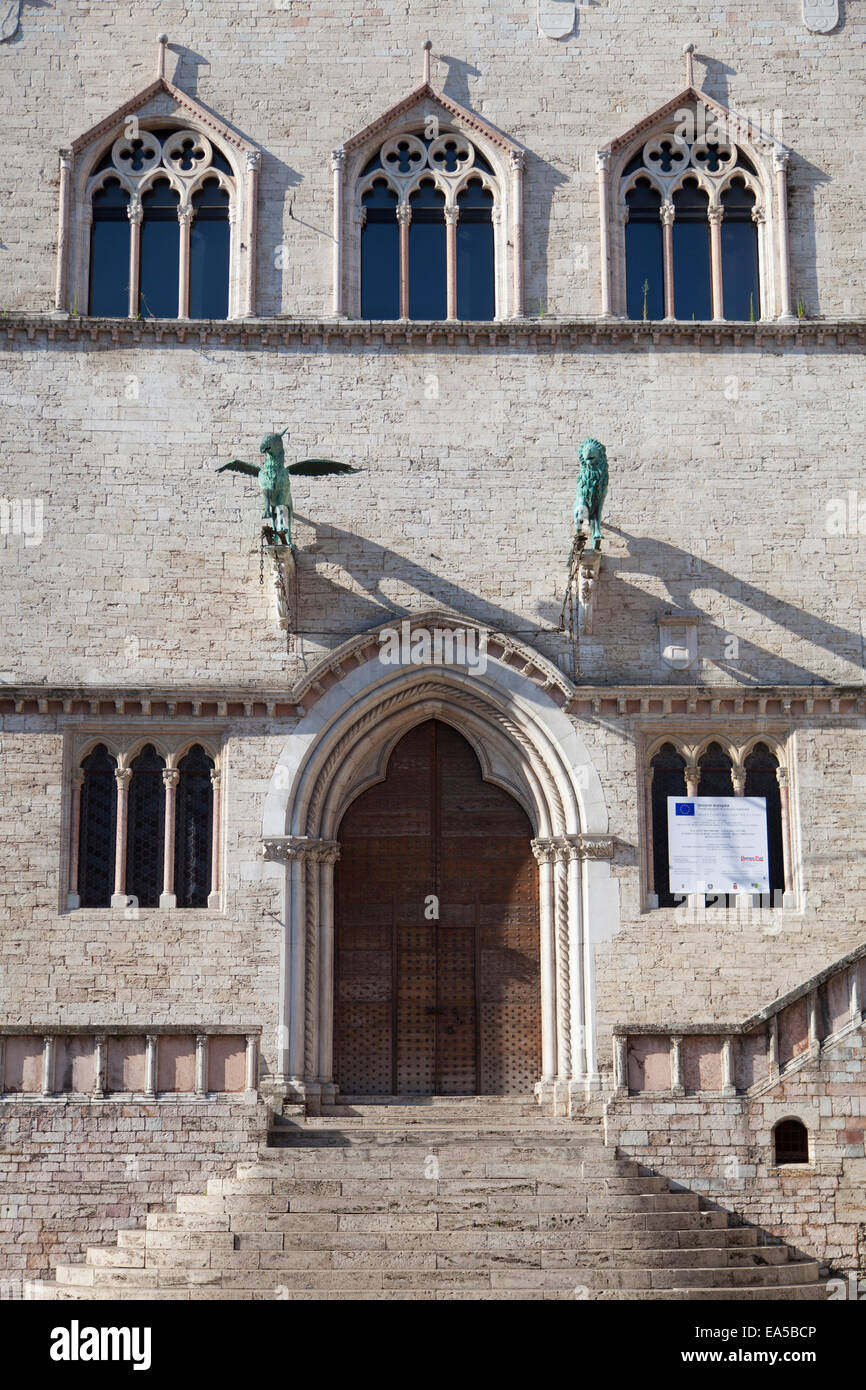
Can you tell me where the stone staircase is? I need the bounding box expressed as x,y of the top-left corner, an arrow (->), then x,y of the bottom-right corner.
44,1097 -> 829,1301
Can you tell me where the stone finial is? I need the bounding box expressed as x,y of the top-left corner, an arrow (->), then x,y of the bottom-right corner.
157,33 -> 168,80
683,42 -> 695,88
422,39 -> 432,85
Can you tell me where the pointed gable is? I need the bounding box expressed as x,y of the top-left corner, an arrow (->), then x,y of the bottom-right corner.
68,73 -> 256,160
602,85 -> 779,158
342,82 -> 521,159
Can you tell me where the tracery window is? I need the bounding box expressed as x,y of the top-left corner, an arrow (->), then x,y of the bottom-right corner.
599,91 -> 794,321
86,127 -> 235,320
357,132 -> 498,321
621,132 -> 761,321
646,737 -> 792,909
69,739 -> 220,911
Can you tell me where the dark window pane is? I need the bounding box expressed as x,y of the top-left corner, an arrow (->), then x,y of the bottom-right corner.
361,179 -> 399,319
175,745 -> 214,909
89,180 -> 130,316
721,180 -> 759,321
672,182 -> 711,320
78,744 -> 117,908
409,181 -> 446,319
139,180 -> 180,319
697,741 -> 733,797
774,1119 -> 808,1165
625,179 -> 663,320
189,180 -> 230,319
126,744 -> 165,908
456,181 -> 494,320
745,743 -> 785,900
650,743 -> 687,907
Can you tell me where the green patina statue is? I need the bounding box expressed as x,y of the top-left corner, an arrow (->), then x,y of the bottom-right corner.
217,431 -> 361,548
573,437 -> 609,549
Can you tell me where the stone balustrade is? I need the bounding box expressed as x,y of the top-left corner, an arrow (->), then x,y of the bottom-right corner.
613,942 -> 866,1097
0,1026 -> 260,1100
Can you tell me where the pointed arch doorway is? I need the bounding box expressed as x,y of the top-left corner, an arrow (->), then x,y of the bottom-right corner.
333,719 -> 541,1095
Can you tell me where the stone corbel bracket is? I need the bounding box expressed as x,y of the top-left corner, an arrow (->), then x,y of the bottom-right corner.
573,548 -> 601,638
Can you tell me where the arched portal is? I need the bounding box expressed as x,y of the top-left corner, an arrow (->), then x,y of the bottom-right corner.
261,613 -> 620,1112
334,720 -> 541,1096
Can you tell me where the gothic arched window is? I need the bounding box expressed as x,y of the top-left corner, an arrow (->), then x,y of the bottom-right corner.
75,121 -> 247,321
88,179 -> 130,317
356,131 -> 498,321
649,742 -> 687,907
174,745 -> 215,909
601,91 -> 790,320
77,744 -> 118,908
126,744 -> 166,908
646,736 -> 792,909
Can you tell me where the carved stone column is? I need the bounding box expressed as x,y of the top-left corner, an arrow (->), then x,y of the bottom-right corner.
509,149 -> 525,317
41,1035 -> 55,1098
55,148 -> 73,313
776,766 -> 795,900
195,1033 -> 209,1096
670,1034 -> 684,1097
208,768 -> 222,908
684,764 -> 699,798
531,839 -> 558,1086
315,842 -> 342,1099
93,1034 -> 107,1099
144,1034 -> 157,1098
445,206 -> 459,320
595,150 -> 612,316
67,771 -> 84,910
331,147 -> 346,316
660,202 -> 675,320
160,768 -> 180,909
708,206 -> 724,321
111,768 -> 132,907
127,203 -> 142,319
243,150 -> 261,317
397,204 -> 411,320
263,836 -> 341,1101
177,206 -> 193,318
773,146 -> 794,320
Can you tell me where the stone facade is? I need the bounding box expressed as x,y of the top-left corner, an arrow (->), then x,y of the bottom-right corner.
0,0 -> 864,1288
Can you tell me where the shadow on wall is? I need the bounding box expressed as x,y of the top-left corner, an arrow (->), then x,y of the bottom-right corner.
287,516 -> 864,686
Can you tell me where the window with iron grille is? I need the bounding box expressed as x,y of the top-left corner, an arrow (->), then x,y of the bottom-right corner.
648,737 -> 789,909
77,744 -> 117,908
174,744 -> 214,909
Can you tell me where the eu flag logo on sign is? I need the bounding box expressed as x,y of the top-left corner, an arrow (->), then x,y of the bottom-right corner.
675,803 -> 695,815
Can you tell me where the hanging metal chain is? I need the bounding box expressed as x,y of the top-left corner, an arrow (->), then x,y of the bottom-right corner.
558,530 -> 586,632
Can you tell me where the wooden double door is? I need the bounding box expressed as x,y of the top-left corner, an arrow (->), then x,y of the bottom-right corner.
334,720 -> 541,1095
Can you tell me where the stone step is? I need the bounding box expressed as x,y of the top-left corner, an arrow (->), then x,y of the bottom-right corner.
41,1285 -> 830,1303
52,1262 -> 821,1293
205,1176 -> 672,1200
116,1230 -> 147,1249
233,1165 -> 642,1185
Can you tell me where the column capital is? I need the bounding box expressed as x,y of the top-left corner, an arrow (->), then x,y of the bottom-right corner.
396,204 -> 412,225
114,767 -> 132,789
330,146 -> 346,172
707,206 -> 724,226
509,149 -> 526,174
533,834 -> 615,863
595,149 -> 610,173
246,149 -> 262,173
444,206 -> 459,225
775,765 -> 789,788
660,201 -> 675,227
162,767 -> 180,789
772,145 -> 789,172
210,768 -> 222,787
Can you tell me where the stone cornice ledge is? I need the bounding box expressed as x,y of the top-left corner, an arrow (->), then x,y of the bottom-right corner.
0,683 -> 863,721
4,315 -> 866,351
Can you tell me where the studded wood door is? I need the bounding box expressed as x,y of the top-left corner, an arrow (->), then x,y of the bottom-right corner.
334,720 -> 541,1095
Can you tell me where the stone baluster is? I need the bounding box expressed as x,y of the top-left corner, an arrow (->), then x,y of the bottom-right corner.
721,1035 -> 736,1097
670,1034 -> 684,1096
144,1034 -> 158,1098
195,1033 -> 208,1096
